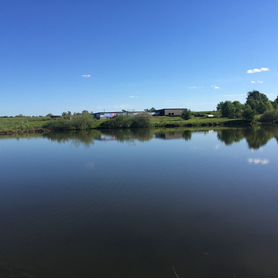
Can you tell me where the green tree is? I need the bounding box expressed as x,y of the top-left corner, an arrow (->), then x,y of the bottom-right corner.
273,96 -> 278,110
245,91 -> 273,114
181,109 -> 192,120
144,107 -> 156,112
62,111 -> 72,119
217,101 -> 244,118
242,105 -> 255,122
82,110 -> 90,115
232,101 -> 245,118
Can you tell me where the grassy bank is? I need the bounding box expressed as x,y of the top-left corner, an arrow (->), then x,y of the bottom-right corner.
0,117 -> 51,135
149,116 -> 247,128
0,115 -> 271,136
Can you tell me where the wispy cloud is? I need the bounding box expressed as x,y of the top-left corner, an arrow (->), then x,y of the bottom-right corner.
129,95 -> 139,99
81,74 -> 92,78
248,158 -> 269,166
251,80 -> 264,84
188,86 -> 198,89
211,85 -> 220,90
246,67 -> 270,74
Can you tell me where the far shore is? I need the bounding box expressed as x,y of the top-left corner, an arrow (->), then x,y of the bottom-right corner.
0,115 -> 274,136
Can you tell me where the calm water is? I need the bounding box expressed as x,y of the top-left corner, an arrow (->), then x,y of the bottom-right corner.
0,128 -> 277,277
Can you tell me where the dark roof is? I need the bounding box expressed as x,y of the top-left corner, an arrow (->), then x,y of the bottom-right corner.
93,111 -> 144,115
156,108 -> 185,111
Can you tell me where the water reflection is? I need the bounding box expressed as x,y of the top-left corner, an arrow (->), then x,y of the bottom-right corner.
43,126 -> 278,149
0,126 -> 277,277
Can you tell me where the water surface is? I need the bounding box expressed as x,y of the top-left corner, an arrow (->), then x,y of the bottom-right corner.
0,127 -> 277,277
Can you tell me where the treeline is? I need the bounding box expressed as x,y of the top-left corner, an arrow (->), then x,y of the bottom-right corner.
44,112 -> 152,130
217,91 -> 278,123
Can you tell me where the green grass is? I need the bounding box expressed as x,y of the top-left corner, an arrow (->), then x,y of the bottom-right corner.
0,117 -> 51,135
149,116 -> 247,128
0,115 -> 252,135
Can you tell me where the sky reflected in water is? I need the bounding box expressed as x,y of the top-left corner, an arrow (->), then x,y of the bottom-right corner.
0,127 -> 277,277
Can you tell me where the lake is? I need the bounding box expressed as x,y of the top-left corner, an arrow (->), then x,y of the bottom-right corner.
0,127 -> 277,277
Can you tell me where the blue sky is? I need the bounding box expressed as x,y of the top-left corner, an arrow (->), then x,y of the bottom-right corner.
0,0 -> 277,115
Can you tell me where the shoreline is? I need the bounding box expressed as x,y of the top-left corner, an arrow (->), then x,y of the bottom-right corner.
0,119 -> 275,137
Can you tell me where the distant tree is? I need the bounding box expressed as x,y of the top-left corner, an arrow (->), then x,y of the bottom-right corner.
273,96 -> 278,110
232,101 -> 245,118
245,91 -> 273,114
82,110 -> 89,115
144,107 -> 156,112
181,109 -> 192,120
62,111 -> 72,119
242,105 -> 256,122
46,113 -> 53,117
217,101 -> 244,118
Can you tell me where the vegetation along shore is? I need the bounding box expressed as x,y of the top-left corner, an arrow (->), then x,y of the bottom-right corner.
1,91 -> 277,135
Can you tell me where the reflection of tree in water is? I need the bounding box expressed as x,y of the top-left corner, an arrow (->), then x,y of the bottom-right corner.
44,127 -> 278,149
183,130 -> 192,141
44,130 -> 102,146
217,127 -> 277,149
217,129 -> 245,145
243,127 -> 275,149
155,129 -> 192,141
101,129 -> 154,142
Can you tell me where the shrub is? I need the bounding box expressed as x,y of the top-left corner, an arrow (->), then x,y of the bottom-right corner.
100,114 -> 151,129
130,113 -> 151,128
242,105 -> 256,122
45,114 -> 95,130
181,109 -> 192,120
260,110 -> 278,124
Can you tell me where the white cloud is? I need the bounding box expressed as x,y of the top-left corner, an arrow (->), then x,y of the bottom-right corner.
81,74 -> 92,78
248,158 -> 269,165
211,85 -> 220,90
246,67 -> 270,74
188,86 -> 198,89
129,95 -> 139,99
251,80 -> 264,84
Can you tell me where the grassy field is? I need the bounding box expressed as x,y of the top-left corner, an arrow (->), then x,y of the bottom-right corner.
0,117 -> 51,135
150,116 -> 246,128
0,115 -> 248,135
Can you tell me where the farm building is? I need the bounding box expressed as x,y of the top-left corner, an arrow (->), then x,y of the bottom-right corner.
154,108 -> 185,117
93,111 -> 145,119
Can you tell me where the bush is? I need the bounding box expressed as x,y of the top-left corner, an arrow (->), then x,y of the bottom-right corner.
181,109 -> 192,120
45,114 -> 95,130
131,113 -> 151,128
260,110 -> 278,124
100,113 -> 151,129
242,105 -> 256,122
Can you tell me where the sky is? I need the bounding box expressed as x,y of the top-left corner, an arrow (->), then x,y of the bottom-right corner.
0,0 -> 277,115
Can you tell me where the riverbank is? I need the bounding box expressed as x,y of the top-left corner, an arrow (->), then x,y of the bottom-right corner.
0,115 -> 272,136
